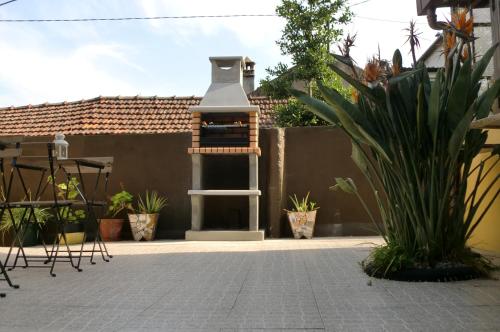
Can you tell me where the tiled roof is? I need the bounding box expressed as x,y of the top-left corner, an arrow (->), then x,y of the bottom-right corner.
0,96 -> 287,136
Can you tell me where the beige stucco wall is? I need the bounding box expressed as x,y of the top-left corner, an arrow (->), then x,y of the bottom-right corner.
467,129 -> 500,253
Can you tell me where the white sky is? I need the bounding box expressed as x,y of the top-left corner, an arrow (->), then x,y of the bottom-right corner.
0,0 -> 451,106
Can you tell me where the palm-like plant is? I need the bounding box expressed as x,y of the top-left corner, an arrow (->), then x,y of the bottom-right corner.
404,20 -> 422,67
292,16 -> 499,277
137,191 -> 167,214
289,192 -> 319,212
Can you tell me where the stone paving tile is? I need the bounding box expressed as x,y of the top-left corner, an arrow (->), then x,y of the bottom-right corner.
221,329 -> 325,332
0,237 -> 499,332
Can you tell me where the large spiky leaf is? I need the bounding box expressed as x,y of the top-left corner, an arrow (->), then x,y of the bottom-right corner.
332,53 -> 356,69
317,82 -> 367,127
330,177 -> 357,194
301,85 -> 391,162
447,56 -> 472,130
471,43 -> 499,87
392,49 -> 402,69
388,68 -> 423,86
290,89 -> 340,125
428,69 -> 443,142
448,102 -> 476,157
351,142 -> 369,176
416,83 -> 425,143
328,63 -> 386,105
475,79 -> 500,119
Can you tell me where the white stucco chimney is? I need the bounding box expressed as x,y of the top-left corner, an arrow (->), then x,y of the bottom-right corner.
243,57 -> 255,95
192,56 -> 259,113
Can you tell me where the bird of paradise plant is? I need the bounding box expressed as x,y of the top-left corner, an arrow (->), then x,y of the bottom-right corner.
292,11 -> 499,278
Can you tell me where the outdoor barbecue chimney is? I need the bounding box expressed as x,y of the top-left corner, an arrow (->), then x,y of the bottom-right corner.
243,57 -> 255,95
186,56 -> 263,241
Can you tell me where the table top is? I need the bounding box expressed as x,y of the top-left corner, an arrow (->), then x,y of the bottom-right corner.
15,156 -> 113,171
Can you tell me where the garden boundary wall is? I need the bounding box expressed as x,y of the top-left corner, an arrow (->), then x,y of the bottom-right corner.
1,126 -> 379,240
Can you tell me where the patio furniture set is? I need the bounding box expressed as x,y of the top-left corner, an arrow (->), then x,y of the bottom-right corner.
0,136 -> 114,297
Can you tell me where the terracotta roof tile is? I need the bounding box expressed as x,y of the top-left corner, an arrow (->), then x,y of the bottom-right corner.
0,96 -> 287,136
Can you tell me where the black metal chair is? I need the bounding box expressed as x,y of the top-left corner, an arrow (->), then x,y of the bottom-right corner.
57,156 -> 114,269
0,136 -> 23,295
2,141 -> 81,277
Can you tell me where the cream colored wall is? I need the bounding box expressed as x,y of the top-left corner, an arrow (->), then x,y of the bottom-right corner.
467,129 -> 500,253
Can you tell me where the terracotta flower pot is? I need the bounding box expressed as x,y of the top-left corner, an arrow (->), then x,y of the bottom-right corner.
128,214 -> 159,241
286,210 -> 317,239
99,219 -> 124,241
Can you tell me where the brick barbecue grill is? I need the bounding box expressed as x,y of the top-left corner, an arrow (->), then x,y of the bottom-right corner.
186,57 -> 264,241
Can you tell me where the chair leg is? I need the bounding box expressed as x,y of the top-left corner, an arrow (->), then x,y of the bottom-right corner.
89,211 -> 112,264
45,235 -> 59,265
75,232 -> 87,271
0,258 -> 19,289
99,232 -> 112,260
49,234 -> 61,277
37,224 -> 52,263
60,229 -> 81,272
5,215 -> 29,270
96,219 -> 113,260
8,221 -> 31,271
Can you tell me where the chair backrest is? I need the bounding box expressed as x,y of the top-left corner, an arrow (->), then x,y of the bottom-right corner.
59,156 -> 114,203
0,148 -> 22,159
0,136 -> 23,159
61,157 -> 113,175
0,136 -> 23,150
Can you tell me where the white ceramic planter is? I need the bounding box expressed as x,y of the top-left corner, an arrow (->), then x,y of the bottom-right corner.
286,210 -> 317,239
128,213 -> 159,241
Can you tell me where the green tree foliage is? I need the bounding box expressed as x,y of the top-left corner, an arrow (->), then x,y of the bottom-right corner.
275,0 -> 351,90
260,0 -> 352,127
274,70 -> 351,127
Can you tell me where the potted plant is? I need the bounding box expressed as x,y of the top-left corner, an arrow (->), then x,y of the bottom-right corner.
285,192 -> 319,239
0,207 -> 51,247
128,191 -> 167,241
53,177 -> 86,245
292,12 -> 500,281
100,188 -> 133,241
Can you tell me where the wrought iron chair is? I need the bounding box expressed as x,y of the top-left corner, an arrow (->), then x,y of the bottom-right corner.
57,156 -> 114,269
0,136 -> 23,295
2,141 -> 80,277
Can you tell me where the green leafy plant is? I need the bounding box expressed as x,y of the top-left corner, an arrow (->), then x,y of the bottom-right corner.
136,191 -> 167,214
260,0 -> 353,127
288,192 -> 319,212
269,70 -> 352,127
274,99 -> 329,127
268,0 -> 352,96
108,189 -> 134,218
0,207 -> 52,242
293,11 -> 500,277
48,176 -> 86,222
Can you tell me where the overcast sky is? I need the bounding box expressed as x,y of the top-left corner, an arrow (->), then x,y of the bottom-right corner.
0,0 -> 451,106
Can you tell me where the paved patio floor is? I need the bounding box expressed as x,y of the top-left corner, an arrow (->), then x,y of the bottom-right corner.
1,237 -> 499,332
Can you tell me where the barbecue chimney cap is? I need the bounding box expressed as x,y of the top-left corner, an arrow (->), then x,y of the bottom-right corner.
190,56 -> 259,113
208,56 -> 245,84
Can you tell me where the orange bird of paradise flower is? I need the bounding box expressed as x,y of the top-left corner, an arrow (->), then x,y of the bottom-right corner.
450,9 -> 473,37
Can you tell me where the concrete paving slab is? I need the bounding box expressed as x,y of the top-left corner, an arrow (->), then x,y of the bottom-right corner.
0,237 -> 499,332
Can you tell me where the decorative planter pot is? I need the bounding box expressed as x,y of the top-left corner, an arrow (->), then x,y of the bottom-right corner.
99,219 -> 124,241
59,222 -> 85,245
286,210 -> 317,239
128,214 -> 159,241
12,223 -> 40,247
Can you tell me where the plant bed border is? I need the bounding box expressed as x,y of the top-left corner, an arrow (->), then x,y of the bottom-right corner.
363,263 -> 484,282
